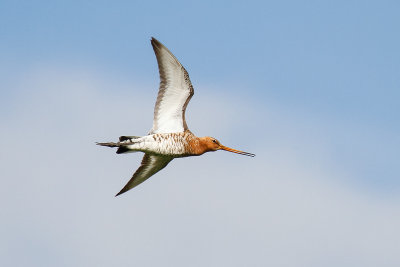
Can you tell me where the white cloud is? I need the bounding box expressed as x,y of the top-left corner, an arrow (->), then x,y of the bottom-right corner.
1,66 -> 399,267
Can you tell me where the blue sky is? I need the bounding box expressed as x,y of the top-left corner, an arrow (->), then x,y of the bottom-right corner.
1,1 -> 400,266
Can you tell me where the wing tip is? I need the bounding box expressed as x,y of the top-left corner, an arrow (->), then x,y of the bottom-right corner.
115,187 -> 127,197
151,37 -> 161,48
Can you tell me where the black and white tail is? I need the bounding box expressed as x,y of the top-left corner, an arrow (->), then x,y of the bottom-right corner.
96,136 -> 140,154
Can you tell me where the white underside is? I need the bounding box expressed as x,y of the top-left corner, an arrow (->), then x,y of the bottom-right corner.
122,134 -> 188,156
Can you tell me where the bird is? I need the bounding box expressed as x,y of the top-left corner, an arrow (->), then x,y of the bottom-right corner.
97,37 -> 255,196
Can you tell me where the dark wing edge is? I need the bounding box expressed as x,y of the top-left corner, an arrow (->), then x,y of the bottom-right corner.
150,37 -> 194,133
115,154 -> 173,196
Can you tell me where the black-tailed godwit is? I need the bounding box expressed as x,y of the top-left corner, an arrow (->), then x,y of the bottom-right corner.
98,38 -> 255,196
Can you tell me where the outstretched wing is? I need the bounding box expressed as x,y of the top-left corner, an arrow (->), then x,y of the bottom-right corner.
149,37 -> 194,134
116,154 -> 173,196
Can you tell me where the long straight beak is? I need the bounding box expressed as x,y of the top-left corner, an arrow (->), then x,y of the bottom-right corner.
219,145 -> 255,157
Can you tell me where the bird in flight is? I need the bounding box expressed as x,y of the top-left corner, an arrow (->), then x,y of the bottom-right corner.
97,38 -> 255,196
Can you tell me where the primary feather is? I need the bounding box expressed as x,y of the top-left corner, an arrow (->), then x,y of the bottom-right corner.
150,38 -> 194,134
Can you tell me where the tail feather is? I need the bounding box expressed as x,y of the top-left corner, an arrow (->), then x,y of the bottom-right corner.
119,136 -> 140,142
116,146 -> 131,154
97,141 -> 138,154
97,135 -> 142,154
96,142 -> 119,147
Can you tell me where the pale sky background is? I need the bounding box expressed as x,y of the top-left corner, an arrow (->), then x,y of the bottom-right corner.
1,1 -> 399,266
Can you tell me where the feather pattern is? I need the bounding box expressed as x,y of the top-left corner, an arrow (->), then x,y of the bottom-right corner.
150,37 -> 194,134
118,131 -> 196,156
115,154 -> 173,196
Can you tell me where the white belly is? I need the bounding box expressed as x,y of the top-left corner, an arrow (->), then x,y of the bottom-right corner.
124,134 -> 188,156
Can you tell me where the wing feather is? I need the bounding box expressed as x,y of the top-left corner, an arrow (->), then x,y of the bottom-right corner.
150,37 -> 194,134
115,154 -> 173,196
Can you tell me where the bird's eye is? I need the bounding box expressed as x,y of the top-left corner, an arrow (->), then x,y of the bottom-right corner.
212,139 -> 217,143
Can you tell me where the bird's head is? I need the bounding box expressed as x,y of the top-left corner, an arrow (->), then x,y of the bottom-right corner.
200,136 -> 255,157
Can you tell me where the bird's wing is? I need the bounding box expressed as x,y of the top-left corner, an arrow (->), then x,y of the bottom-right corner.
116,154 -> 173,196
149,37 -> 194,134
